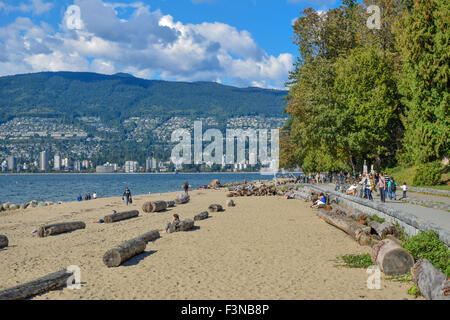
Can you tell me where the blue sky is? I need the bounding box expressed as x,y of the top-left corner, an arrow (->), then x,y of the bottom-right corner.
0,0 -> 342,88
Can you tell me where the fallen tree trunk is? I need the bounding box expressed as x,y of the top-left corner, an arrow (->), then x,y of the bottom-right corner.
174,193 -> 190,204
104,210 -> 139,223
167,201 -> 175,208
38,221 -> 86,237
103,238 -> 147,267
316,208 -> 371,245
331,204 -> 368,220
0,269 -> 73,300
411,259 -> 450,300
136,230 -> 160,243
371,238 -> 414,275
194,211 -> 209,221
169,219 -> 195,233
369,221 -> 398,239
208,204 -> 223,212
0,235 -> 8,248
142,201 -> 167,213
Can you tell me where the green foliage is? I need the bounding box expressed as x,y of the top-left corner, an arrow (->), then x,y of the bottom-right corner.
412,162 -> 442,186
402,230 -> 450,276
335,253 -> 373,268
371,214 -> 385,224
407,284 -> 421,296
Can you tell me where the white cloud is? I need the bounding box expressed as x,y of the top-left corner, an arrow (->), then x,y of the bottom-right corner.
0,0 -> 293,89
0,0 -> 53,15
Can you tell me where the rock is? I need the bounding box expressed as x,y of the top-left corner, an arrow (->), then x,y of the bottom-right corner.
37,202 -> 47,207
2,202 -> 12,210
19,204 -> 26,210
9,204 -> 20,210
208,179 -> 221,188
29,200 -> 38,207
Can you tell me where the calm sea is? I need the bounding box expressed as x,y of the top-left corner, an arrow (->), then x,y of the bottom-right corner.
0,172 -> 290,204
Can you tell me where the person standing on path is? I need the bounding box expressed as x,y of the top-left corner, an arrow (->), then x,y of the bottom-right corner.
122,187 -> 132,206
399,182 -> 408,200
389,178 -> 398,200
377,173 -> 386,203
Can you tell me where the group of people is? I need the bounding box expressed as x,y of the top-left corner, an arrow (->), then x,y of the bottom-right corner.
77,192 -> 97,201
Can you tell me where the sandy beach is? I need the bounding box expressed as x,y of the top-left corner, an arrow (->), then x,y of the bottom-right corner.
0,188 -> 413,300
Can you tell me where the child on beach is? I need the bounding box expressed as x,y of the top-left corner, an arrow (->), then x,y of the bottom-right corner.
162,214 -> 180,233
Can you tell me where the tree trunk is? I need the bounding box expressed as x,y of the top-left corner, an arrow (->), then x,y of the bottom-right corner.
316,208 -> 371,245
142,201 -> 167,213
0,269 -> 73,300
103,238 -> 147,267
411,259 -> 450,300
0,235 -> 8,248
38,221 -> 86,237
369,221 -> 398,238
136,230 -> 160,243
174,193 -> 190,204
169,219 -> 195,233
194,211 -> 209,221
208,204 -> 223,212
167,201 -> 175,208
371,238 -> 414,275
104,210 -> 139,223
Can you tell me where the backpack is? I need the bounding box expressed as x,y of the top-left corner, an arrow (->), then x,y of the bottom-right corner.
390,181 -> 396,192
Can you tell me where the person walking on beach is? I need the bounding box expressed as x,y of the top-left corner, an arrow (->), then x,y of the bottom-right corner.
122,187 -> 132,206
93,192 -> 97,199
183,181 -> 189,195
377,173 -> 386,203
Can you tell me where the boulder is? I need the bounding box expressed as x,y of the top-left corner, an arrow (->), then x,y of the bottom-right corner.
9,204 -> 20,210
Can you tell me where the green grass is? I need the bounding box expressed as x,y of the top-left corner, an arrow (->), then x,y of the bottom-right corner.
371,214 -> 385,223
334,253 -> 373,268
385,166 -> 449,191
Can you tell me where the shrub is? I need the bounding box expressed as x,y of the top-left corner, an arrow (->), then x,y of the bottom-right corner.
335,253 -> 373,268
371,214 -> 385,223
402,230 -> 450,276
412,162 -> 442,186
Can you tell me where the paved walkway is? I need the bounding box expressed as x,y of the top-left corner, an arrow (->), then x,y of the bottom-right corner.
317,184 -> 450,232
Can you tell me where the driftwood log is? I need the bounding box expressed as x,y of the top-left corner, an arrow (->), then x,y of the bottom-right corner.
316,208 -> 371,245
194,211 -> 209,221
411,259 -> 450,300
169,219 -> 195,233
0,269 -> 74,300
167,201 -> 175,208
142,201 -> 168,213
369,221 -> 398,238
38,221 -> 86,237
104,210 -> 139,223
136,230 -> 160,243
174,193 -> 190,204
371,238 -> 414,275
208,204 -> 223,212
0,235 -> 8,248
103,238 -> 147,267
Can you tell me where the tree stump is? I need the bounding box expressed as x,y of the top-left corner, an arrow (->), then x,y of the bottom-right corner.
38,221 -> 86,237
371,238 -> 414,275
136,230 -> 160,243
411,259 -> 450,300
316,208 -> 371,245
142,201 -> 167,213
169,219 -> 195,233
174,193 -> 190,204
104,210 -> 139,223
167,201 -> 175,208
0,235 -> 8,248
208,204 -> 223,212
0,269 -> 74,300
103,238 -> 147,267
194,211 -> 209,221
369,221 -> 398,238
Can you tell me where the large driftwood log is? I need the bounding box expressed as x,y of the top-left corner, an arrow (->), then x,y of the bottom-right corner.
169,219 -> 195,233
174,193 -> 190,204
142,201 -> 168,213
38,221 -> 86,237
369,221 -> 398,238
208,204 -> 223,212
0,235 -> 8,248
136,230 -> 160,243
167,201 -> 175,208
194,211 -> 209,221
316,208 -> 371,245
331,204 -> 369,220
371,238 -> 414,275
411,259 -> 450,300
0,269 -> 73,300
104,210 -> 139,223
103,238 -> 147,267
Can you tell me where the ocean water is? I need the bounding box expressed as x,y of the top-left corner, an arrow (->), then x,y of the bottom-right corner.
0,172 -> 284,204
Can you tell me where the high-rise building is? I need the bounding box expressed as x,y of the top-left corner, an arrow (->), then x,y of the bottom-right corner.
145,157 -> 151,172
6,156 -> 16,171
74,160 -> 82,171
82,160 -> 90,169
39,151 -> 48,171
124,161 -> 138,173
62,157 -> 70,169
54,154 -> 61,171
